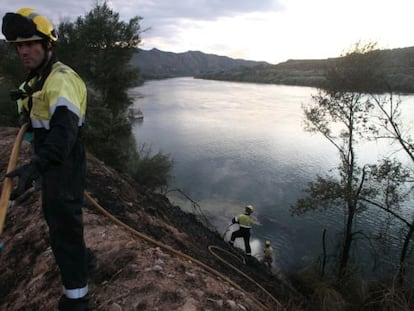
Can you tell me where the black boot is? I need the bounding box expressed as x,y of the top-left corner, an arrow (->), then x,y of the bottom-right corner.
58,295 -> 89,311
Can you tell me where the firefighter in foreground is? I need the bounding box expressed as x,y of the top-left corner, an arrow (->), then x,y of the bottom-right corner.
2,8 -> 90,310
229,205 -> 255,257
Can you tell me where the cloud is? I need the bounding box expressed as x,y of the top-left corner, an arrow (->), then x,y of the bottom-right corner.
115,0 -> 285,20
111,0 -> 285,48
0,1 -> 91,25
0,0 -> 284,24
1,0 -> 414,64
0,0 -> 285,51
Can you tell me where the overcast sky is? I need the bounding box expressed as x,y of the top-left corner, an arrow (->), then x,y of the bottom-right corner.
1,0 -> 413,64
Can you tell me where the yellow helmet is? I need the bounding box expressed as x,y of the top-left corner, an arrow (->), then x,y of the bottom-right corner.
265,240 -> 271,246
245,205 -> 254,214
2,8 -> 58,43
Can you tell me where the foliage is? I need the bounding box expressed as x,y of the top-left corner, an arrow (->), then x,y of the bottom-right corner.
364,93 -> 414,284
310,285 -> 346,311
289,264 -> 414,311
0,81 -> 19,126
296,91 -> 376,276
324,42 -> 388,93
367,159 -> 411,209
293,176 -> 345,215
82,94 -> 134,171
293,41 -> 414,287
129,144 -> 173,191
55,1 -> 141,115
0,41 -> 26,86
0,42 -> 26,126
291,42 -> 396,278
57,2 -> 172,190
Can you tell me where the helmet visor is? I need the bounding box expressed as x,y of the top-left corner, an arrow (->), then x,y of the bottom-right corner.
2,12 -> 38,41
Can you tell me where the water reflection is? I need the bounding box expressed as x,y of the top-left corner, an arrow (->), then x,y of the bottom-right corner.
130,77 -> 414,274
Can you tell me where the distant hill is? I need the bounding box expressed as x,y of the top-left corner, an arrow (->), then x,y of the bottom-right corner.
196,58 -> 334,88
131,46 -> 414,93
130,48 -> 268,79
196,46 -> 414,93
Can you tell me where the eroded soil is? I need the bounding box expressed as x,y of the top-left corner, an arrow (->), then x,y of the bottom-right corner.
0,127 -> 302,310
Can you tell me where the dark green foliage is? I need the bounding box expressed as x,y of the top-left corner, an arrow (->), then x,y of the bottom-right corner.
198,61 -> 330,88
57,2 -> 172,189
129,145 -> 172,191
0,41 -> 26,86
292,176 -> 345,216
82,94 -> 135,172
54,2 -> 140,171
0,42 -> 26,126
0,81 -> 19,126
55,1 -> 141,115
324,42 -> 388,93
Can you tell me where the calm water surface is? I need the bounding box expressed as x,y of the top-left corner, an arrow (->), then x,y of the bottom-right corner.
130,77 -> 414,273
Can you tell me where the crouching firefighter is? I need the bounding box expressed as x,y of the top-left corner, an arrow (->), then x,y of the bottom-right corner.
2,8 -> 90,310
263,240 -> 273,270
229,205 -> 255,257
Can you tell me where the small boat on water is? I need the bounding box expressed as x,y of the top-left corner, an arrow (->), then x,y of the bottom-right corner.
128,107 -> 144,120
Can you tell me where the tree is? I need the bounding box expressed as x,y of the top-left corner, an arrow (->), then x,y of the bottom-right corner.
55,1 -> 142,170
56,1 -> 142,115
291,43 -> 384,277
0,41 -> 26,86
55,2 -> 172,189
0,41 -> 27,126
365,93 -> 414,284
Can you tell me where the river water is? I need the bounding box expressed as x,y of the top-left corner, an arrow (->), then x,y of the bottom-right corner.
130,77 -> 414,274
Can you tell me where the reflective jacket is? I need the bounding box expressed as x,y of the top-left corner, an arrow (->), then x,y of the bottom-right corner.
18,61 -> 87,174
233,213 -> 254,229
19,61 -> 86,129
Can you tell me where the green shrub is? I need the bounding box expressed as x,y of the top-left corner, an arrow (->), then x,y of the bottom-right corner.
0,81 -> 18,126
129,144 -> 173,191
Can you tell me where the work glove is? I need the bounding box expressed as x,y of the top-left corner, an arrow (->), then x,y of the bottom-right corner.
18,109 -> 30,127
5,161 -> 41,200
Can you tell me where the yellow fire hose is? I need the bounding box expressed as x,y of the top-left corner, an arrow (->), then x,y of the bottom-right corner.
0,123 -> 29,237
1,125 -> 286,310
85,192 -> 277,311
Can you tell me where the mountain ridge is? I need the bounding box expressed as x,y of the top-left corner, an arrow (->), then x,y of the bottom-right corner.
132,46 -> 414,93
131,48 -> 269,79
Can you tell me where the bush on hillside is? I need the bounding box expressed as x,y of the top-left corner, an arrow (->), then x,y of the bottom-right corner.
0,82 -> 18,126
129,144 -> 172,191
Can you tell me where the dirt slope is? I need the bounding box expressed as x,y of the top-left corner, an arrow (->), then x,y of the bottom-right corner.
0,127 -> 302,310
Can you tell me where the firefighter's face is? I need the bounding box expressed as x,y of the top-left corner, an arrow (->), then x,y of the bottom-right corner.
15,40 -> 46,71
